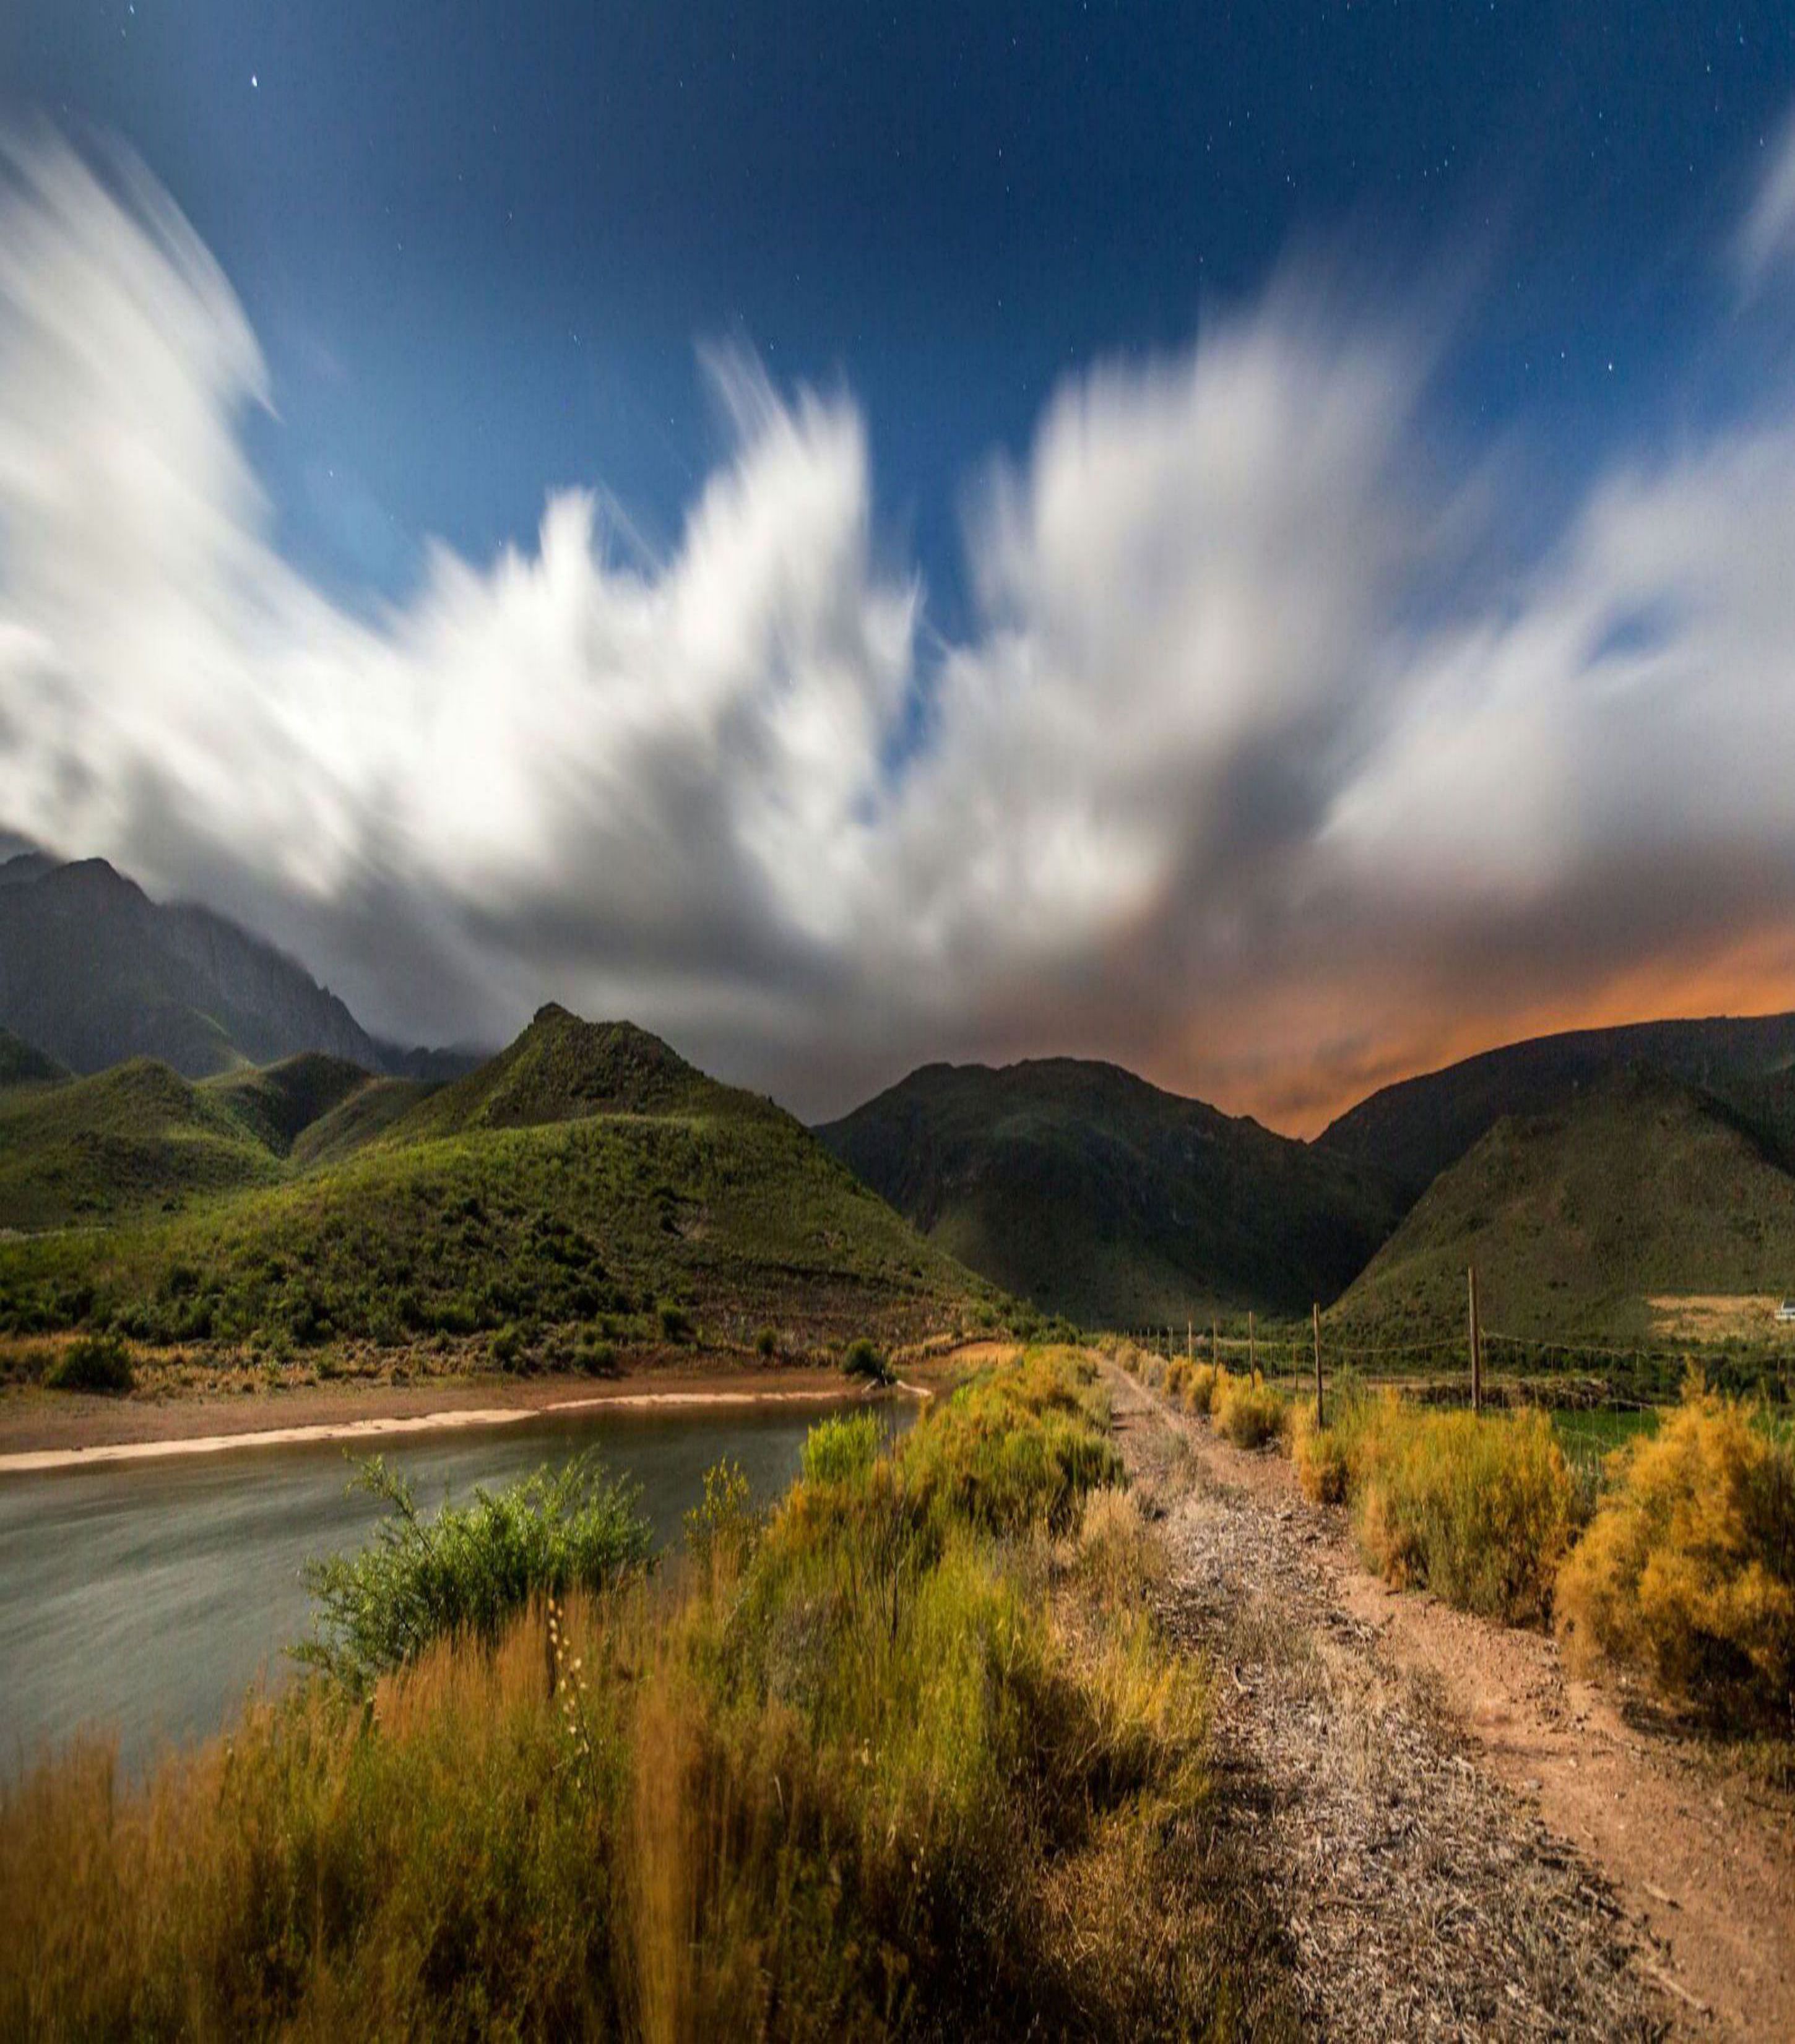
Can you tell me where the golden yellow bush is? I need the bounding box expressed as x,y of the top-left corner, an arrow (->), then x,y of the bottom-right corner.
1182,1361 -> 1221,1417
1349,1397 -> 1576,1625
1213,1375 -> 1289,1450
1291,1404 -> 1349,1504
1555,1387 -> 1795,1723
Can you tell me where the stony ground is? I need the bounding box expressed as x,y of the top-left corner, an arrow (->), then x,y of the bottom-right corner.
1109,1367 -> 1678,2042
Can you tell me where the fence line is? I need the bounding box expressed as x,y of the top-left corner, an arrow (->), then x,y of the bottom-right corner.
1115,1271 -> 1793,1418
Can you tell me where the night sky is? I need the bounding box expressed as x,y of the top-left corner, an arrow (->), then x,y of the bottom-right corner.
4,2 -> 1795,1128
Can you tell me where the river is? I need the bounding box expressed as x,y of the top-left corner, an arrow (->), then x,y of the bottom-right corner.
0,1395 -> 896,1775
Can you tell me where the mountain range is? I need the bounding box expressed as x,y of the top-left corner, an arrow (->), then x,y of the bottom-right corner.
0,851 -> 478,1082
821,1022 -> 1795,1336
4,845 -> 1794,1345
0,1003 -> 988,1360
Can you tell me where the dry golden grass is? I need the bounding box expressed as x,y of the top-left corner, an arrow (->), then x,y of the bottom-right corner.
0,1345 -> 1260,2042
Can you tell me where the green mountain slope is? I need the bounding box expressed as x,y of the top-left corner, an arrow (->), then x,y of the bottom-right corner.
0,1059 -> 284,1230
1318,1011 -> 1795,1202
1331,1067 -> 1795,1342
0,1007 -> 987,1356
817,1058 -> 1401,1327
391,1005 -> 718,1139
201,1054 -> 379,1156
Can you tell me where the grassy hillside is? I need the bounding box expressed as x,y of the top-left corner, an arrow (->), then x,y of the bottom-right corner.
200,1053 -> 378,1155
1331,1067 -> 1795,1343
0,1059 -> 283,1231
818,1057 -> 1401,1327
0,1007 -> 988,1359
1318,1010 -> 1795,1201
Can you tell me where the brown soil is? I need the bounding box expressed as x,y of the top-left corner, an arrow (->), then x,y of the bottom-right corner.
1109,1365 -> 1795,2040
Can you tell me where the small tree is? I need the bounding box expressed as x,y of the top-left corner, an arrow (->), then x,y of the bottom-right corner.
841,1337 -> 893,1386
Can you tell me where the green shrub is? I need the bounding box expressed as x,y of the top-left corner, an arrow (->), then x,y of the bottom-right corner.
296,1454 -> 652,1692
1556,1386 -> 1795,1723
754,1324 -> 778,1360
43,1333 -> 134,1394
899,1347 -> 1122,1535
490,1321 -> 523,1369
656,1301 -> 691,1342
841,1335 -> 891,1384
576,1332 -> 617,1376
798,1408 -> 885,1488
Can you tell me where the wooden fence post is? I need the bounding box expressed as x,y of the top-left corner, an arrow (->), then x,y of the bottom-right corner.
1468,1264 -> 1482,1415
1248,1310 -> 1256,1382
1313,1303 -> 1324,1429
1211,1321 -> 1218,1369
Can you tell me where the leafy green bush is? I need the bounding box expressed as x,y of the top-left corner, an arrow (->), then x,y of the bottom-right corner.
296,1454 -> 652,1692
42,1333 -> 134,1394
575,1330 -> 616,1375
1556,1386 -> 1795,1722
899,1347 -> 1122,1535
840,1335 -> 891,1384
754,1324 -> 778,1359
656,1301 -> 691,1342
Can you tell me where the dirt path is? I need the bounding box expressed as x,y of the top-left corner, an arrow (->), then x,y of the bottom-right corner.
1107,1365 -> 1795,2040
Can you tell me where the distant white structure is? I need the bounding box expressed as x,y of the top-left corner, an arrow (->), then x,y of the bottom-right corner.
1778,1299 -> 1795,1324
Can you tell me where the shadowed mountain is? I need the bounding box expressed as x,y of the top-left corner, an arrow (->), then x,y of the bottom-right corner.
816,1058 -> 1403,1327
1318,1012 -> 1795,1204
0,852 -> 480,1083
0,1027 -> 69,1091
0,1006 -> 988,1356
1331,1066 -> 1795,1342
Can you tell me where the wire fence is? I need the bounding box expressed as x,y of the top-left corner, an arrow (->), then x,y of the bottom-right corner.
1117,1301 -> 1795,1423
1114,1301 -> 1795,1494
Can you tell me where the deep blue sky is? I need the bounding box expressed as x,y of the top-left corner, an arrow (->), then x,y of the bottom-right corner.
7,1 -> 1793,630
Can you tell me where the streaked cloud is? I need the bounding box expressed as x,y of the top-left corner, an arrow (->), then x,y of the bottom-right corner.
4,130 -> 1795,1129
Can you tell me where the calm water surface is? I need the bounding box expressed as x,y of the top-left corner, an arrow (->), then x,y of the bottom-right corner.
0,1397 -> 899,1774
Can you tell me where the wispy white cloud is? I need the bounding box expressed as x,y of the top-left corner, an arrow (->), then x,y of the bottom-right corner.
1737,108 -> 1795,291
4,131 -> 1795,1126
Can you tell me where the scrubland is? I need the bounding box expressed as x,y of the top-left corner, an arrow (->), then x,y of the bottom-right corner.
1119,1340 -> 1795,1730
0,1347 -> 1274,2042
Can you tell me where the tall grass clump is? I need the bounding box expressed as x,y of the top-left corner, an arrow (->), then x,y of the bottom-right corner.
1295,1386 -> 1576,1625
1213,1373 -> 1289,1449
899,1346 -> 1122,1535
41,1330 -> 134,1393
1181,1361 -> 1222,1417
1351,1397 -> 1577,1624
1556,1384 -> 1795,1725
297,1451 -> 653,1689
0,1347 -> 1280,2040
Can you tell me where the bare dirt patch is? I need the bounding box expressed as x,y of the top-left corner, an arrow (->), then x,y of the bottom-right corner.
1647,1293 -> 1795,1343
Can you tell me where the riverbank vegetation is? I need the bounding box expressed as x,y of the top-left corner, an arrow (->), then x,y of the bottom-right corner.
1117,1339 -> 1795,1728
0,1347 -> 1287,2040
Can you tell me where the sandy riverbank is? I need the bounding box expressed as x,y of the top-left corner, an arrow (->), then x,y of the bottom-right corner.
0,1359 -> 955,1473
